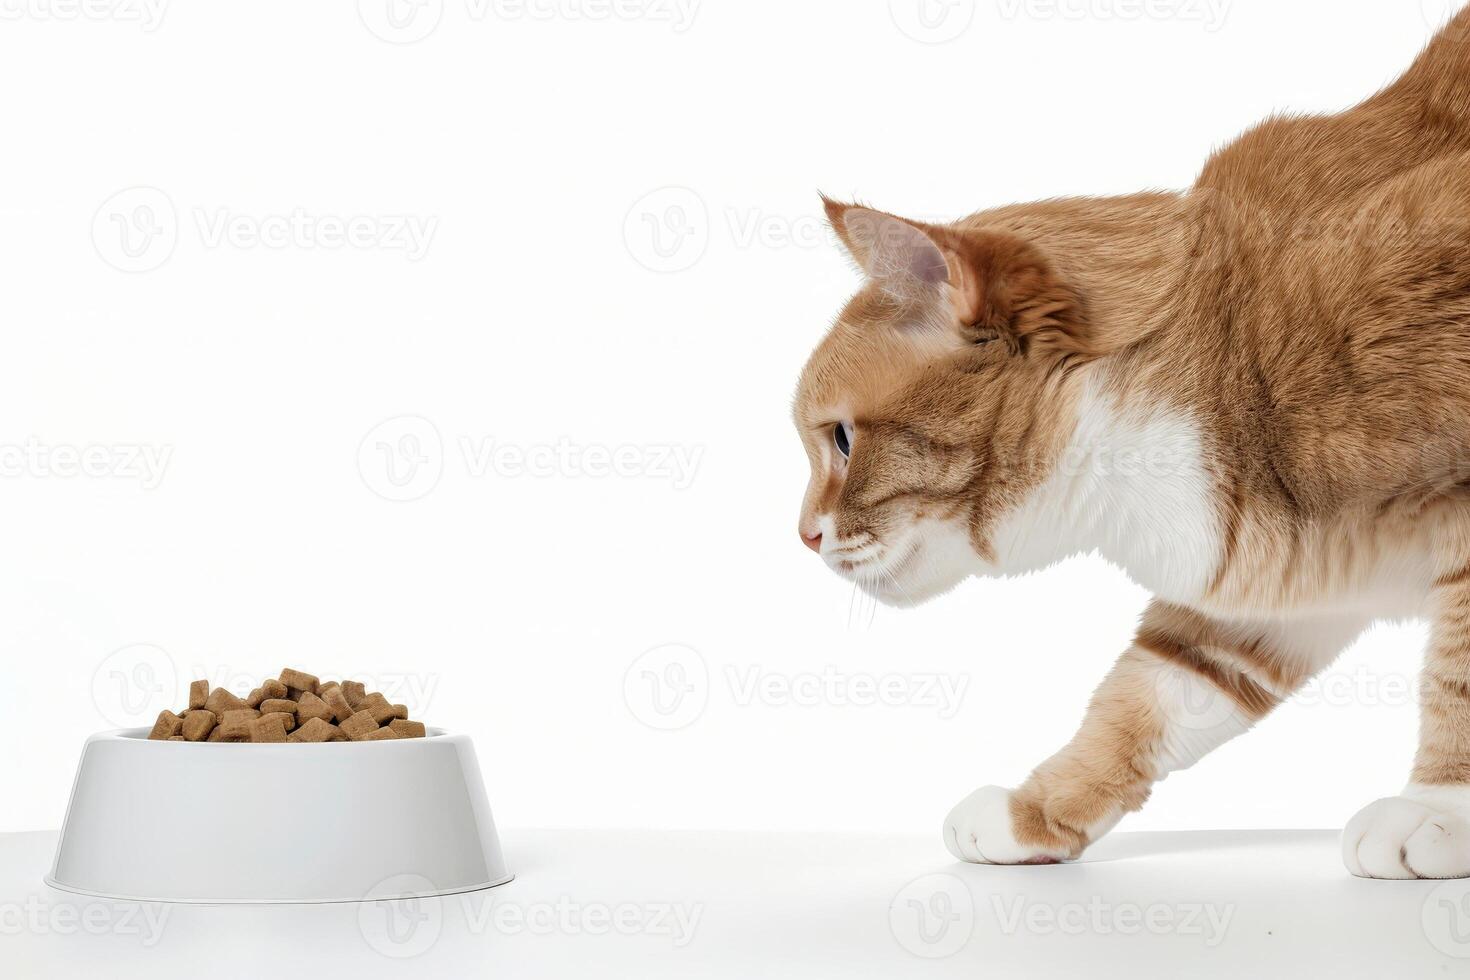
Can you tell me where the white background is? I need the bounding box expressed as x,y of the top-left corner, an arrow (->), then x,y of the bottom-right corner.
0,0 -> 1458,838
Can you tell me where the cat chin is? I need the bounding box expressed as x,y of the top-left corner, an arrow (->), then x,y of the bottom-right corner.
855,548 -> 976,607
831,520 -> 980,606
858,575 -> 967,609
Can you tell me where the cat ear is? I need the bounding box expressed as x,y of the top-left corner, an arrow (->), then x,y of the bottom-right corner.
822,197 -> 950,292
823,196 -> 1093,358
942,229 -> 1094,357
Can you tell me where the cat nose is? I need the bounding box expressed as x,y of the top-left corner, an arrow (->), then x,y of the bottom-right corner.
801,531 -> 823,554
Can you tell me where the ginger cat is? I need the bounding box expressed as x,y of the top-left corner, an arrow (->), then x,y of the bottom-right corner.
794,9 -> 1470,879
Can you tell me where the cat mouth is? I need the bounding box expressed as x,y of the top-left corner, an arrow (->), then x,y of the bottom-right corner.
823,522 -> 978,608
827,539 -> 923,599
821,533 -> 883,568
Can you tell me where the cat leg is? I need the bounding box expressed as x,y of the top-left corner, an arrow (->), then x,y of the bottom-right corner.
1343,574 -> 1470,880
944,602 -> 1355,864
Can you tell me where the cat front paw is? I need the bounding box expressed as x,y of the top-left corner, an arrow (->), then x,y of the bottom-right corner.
942,786 -> 1072,865
1343,787 -> 1470,879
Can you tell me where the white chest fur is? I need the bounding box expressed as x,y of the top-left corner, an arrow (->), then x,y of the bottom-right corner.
988,383 -> 1224,602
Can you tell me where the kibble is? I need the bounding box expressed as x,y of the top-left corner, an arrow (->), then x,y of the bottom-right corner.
221,709 -> 261,729
210,719 -> 251,742
339,710 -> 380,741
259,710 -> 296,733
204,688 -> 249,717
149,710 -> 183,740
278,668 -> 319,696
251,715 -> 290,743
361,693 -> 396,726
322,687 -> 354,723
147,669 -> 430,743
389,719 -> 426,739
296,691 -> 334,724
342,681 -> 367,710
289,717 -> 344,743
182,710 -> 216,741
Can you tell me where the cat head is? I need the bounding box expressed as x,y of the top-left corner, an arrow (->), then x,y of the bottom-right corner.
793,198 -> 1096,606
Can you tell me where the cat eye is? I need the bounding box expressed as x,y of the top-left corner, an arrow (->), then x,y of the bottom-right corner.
833,422 -> 852,459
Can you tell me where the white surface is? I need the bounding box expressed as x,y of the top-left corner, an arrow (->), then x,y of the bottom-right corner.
4,828 -> 1469,978
0,0 -> 1452,842
47,729 -> 508,903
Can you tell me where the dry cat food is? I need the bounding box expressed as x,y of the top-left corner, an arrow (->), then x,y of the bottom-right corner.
147,668 -> 429,743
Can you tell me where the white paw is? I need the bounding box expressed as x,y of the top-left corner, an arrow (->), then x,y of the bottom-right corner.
1343,788 -> 1470,880
942,786 -> 1069,865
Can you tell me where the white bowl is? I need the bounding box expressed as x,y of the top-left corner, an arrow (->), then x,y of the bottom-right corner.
46,728 -> 513,904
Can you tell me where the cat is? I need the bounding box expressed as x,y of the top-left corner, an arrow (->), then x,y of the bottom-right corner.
793,7 -> 1470,879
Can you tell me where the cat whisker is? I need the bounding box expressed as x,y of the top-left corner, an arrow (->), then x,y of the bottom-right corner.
880,564 -> 917,607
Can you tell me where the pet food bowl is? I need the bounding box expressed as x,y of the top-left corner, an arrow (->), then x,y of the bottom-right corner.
46,728 -> 512,904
